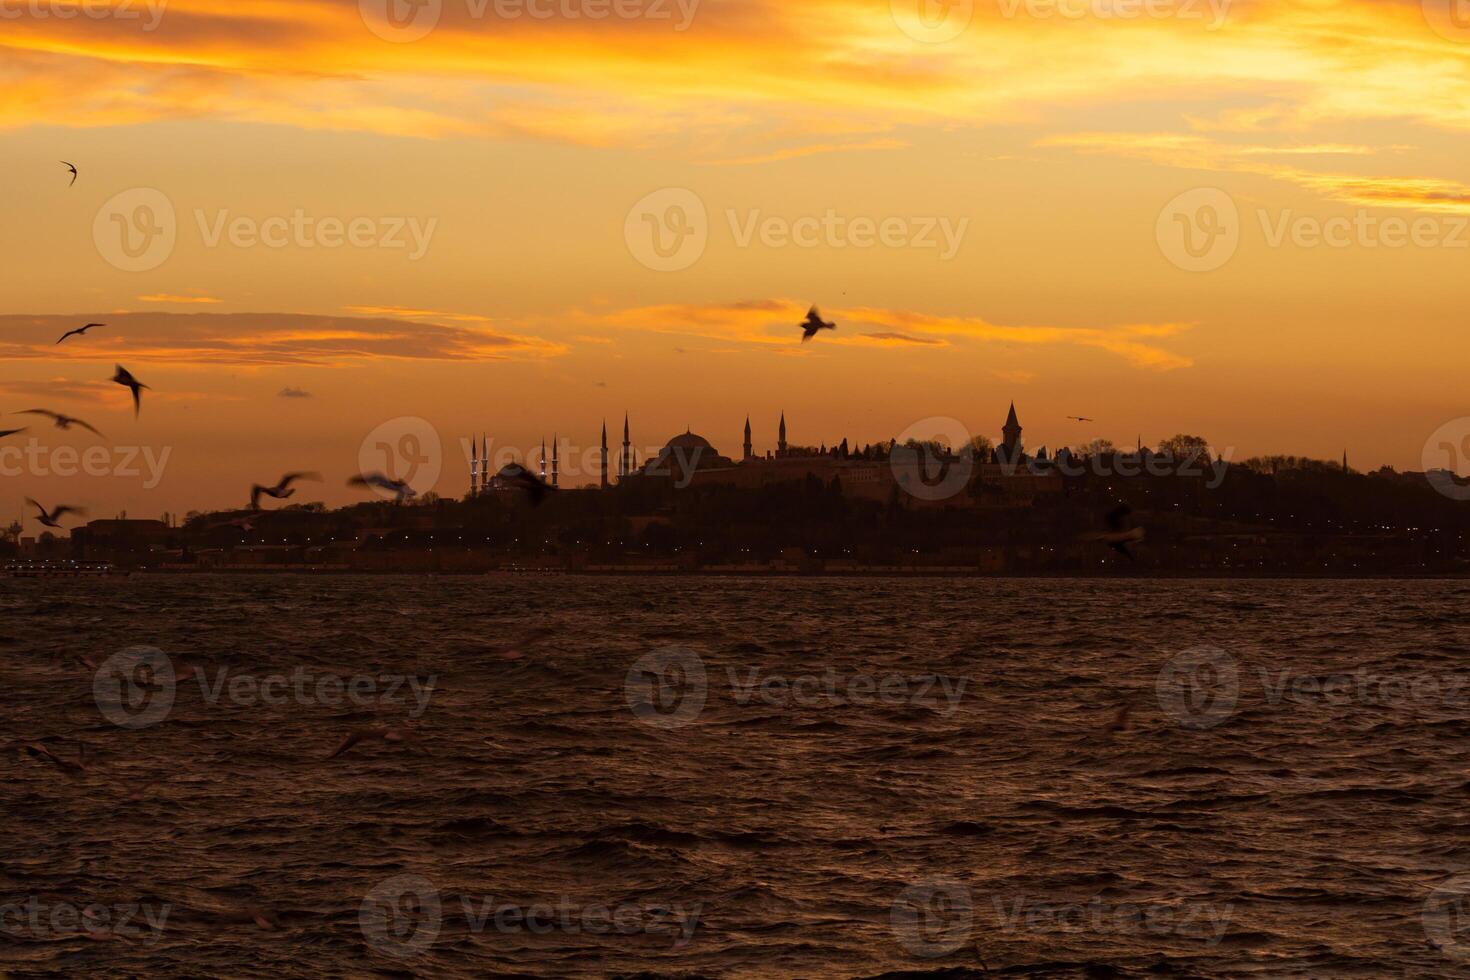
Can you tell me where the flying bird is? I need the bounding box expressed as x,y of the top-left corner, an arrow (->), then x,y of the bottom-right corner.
26,498 -> 85,529
322,727 -> 405,761
61,161 -> 78,186
348,472 -> 416,503
1067,416 -> 1095,423
111,364 -> 148,417
1090,502 -> 1146,561
57,322 -> 103,345
0,427 -> 26,440
19,740 -> 87,777
17,409 -> 103,436
1102,702 -> 1134,735
251,471 -> 322,510
800,305 -> 836,342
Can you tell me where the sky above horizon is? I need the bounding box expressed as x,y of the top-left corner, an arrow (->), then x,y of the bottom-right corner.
3,0 -> 1469,520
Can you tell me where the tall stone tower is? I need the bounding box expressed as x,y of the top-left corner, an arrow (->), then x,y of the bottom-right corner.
778,412 -> 788,456
1001,402 -> 1023,463
600,421 -> 609,489
622,413 -> 632,480
744,416 -> 753,460
552,435 -> 559,488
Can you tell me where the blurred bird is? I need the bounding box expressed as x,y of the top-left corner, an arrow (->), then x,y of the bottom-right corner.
251,471 -> 321,510
61,161 -> 78,186
56,322 -> 103,344
495,462 -> 554,506
322,727 -> 405,761
800,305 -> 836,342
0,426 -> 26,440
348,472 -> 416,503
1102,702 -> 1133,735
20,740 -> 87,777
17,409 -> 103,436
1092,503 -> 1145,560
1067,416 -> 1095,423
111,365 -> 148,417
26,498 -> 85,529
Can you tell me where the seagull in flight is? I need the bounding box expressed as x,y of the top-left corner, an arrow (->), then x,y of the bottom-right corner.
0,426 -> 26,440
26,498 -> 86,529
111,365 -> 148,417
17,409 -> 103,436
348,472 -> 417,503
61,161 -> 78,187
251,472 -> 321,510
322,727 -> 406,761
1092,502 -> 1145,561
1067,416 -> 1095,423
57,322 -> 103,345
800,305 -> 836,343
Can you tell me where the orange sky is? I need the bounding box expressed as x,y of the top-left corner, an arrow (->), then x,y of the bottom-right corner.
2,0 -> 1469,519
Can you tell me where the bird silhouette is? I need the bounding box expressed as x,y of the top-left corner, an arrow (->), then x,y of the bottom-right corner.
17,409 -> 103,436
1093,503 -> 1145,560
0,426 -> 26,440
800,305 -> 836,342
251,471 -> 321,510
57,322 -> 103,344
1067,416 -> 1095,423
322,727 -> 405,761
348,472 -> 416,503
61,161 -> 78,186
111,364 -> 148,417
26,498 -> 86,529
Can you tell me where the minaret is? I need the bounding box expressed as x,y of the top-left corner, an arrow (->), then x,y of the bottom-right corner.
470,437 -> 479,497
744,416 -> 753,461
601,421 -> 609,489
552,435 -> 559,488
540,438 -> 547,481
1343,450 -> 1349,474
622,413 -> 631,480
778,412 -> 788,456
482,434 -> 488,493
1001,402 -> 1022,462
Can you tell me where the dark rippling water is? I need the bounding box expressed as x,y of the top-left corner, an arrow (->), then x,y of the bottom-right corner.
3,575 -> 1469,979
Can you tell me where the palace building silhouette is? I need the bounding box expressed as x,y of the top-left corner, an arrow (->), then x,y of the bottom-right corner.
467,403 -> 1060,505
